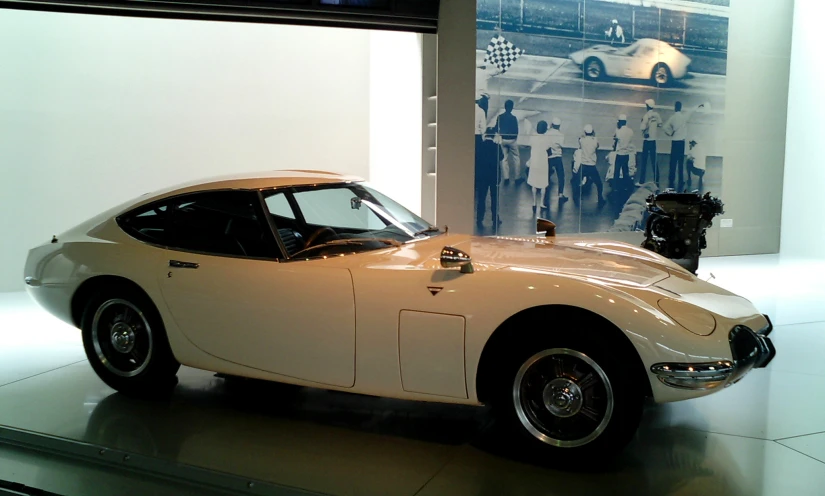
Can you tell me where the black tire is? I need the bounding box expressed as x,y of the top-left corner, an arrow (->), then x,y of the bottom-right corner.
80,285 -> 180,397
488,320 -> 644,468
583,58 -> 605,81
652,63 -> 672,86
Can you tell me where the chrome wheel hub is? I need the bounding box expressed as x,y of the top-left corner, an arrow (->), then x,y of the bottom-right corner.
513,348 -> 614,448
543,378 -> 583,418
587,63 -> 600,78
110,322 -> 136,353
91,299 -> 154,378
655,67 -> 668,84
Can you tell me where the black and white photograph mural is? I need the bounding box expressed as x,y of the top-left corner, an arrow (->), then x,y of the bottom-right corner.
474,0 -> 730,235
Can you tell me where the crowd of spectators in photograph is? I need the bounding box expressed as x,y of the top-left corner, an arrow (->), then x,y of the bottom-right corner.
477,0 -> 729,52
474,93 -> 708,229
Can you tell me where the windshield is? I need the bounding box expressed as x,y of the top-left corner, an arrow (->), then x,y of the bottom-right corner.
619,41 -> 640,56
262,183 -> 439,259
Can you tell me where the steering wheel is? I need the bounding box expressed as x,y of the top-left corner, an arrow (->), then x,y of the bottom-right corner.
303,226 -> 337,249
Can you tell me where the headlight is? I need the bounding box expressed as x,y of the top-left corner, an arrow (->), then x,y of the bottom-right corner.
657,298 -> 717,336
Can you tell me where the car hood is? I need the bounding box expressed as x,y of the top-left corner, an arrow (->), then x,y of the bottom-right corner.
435,234 -> 687,287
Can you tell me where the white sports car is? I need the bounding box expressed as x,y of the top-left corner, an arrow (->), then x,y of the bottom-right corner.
24,170 -> 774,462
570,38 -> 692,85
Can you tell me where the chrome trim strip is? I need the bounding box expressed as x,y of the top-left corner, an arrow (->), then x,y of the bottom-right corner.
759,314 -> 773,336
650,361 -> 734,390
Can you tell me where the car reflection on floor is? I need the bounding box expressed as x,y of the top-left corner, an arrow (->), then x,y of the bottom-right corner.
76,366 -> 749,496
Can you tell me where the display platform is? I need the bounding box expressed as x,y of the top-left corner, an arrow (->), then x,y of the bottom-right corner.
2,255 -> 825,496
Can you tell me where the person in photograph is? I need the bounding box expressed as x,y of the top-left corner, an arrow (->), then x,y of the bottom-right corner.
686,139 -> 706,191
613,113 -> 634,189
606,19 -> 625,45
475,91 -> 491,231
476,126 -> 501,231
476,64 -> 492,97
576,124 -> 606,208
663,101 -> 705,191
639,98 -> 662,186
495,100 -> 521,185
546,117 -> 569,204
526,120 -> 551,215
475,91 -> 490,147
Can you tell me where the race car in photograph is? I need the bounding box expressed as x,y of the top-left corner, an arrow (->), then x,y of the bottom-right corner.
570,38 -> 692,85
23,170 -> 775,462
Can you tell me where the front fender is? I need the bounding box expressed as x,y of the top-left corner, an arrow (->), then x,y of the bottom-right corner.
463,269 -> 734,403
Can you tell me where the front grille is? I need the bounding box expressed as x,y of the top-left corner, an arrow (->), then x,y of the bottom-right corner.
728,325 -> 761,384
730,325 -> 759,363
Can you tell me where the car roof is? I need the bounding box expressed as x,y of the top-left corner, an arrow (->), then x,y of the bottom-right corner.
175,169 -> 363,190
635,38 -> 676,50
126,169 -> 364,211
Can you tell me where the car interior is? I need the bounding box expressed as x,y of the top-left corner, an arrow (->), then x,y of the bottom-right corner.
119,186 -> 420,261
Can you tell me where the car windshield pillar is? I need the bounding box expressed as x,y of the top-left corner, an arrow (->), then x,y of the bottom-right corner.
260,183 -> 432,261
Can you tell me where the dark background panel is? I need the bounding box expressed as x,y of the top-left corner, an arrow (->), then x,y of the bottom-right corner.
0,0 -> 441,32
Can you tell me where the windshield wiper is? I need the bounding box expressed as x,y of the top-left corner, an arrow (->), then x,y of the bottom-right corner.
324,238 -> 402,247
291,237 -> 402,259
413,226 -> 441,237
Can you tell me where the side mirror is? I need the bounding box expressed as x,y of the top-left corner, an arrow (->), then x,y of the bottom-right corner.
440,246 -> 474,274
537,218 -> 556,237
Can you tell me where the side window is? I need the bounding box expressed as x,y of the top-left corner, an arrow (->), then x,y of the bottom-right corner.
165,191 -> 278,258
118,204 -> 169,245
292,187 -> 386,230
264,192 -> 296,220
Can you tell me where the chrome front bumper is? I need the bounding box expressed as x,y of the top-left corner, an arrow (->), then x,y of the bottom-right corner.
650,315 -> 776,390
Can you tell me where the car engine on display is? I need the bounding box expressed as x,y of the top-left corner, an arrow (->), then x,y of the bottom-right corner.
23,170 -> 775,465
641,190 -> 726,274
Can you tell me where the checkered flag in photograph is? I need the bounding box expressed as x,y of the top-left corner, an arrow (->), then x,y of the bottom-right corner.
484,35 -> 524,74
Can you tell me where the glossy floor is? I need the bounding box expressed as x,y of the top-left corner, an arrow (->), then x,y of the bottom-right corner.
2,254 -> 825,496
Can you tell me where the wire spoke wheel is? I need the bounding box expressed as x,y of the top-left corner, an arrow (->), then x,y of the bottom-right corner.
91,299 -> 154,378
586,60 -> 602,79
513,348 -> 614,448
654,65 -> 669,85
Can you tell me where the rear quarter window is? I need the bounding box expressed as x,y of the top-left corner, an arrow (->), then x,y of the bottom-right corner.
117,204 -> 169,245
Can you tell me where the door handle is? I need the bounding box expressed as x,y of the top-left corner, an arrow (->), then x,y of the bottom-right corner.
169,260 -> 199,269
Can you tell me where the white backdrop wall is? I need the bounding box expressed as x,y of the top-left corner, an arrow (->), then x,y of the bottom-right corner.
0,10 -> 422,291
368,31 -> 422,216
781,0 -> 824,259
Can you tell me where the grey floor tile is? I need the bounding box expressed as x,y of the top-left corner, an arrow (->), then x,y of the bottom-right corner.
777,432 -> 825,464
0,292 -> 85,387
650,368 -> 825,440
416,430 -> 825,496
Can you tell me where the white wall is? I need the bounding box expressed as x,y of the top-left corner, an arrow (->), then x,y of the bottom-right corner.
0,10 -> 423,291
781,0 -> 825,259
707,0 -> 794,256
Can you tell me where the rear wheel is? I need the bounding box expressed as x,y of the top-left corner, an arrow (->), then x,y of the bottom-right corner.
489,325 -> 644,466
81,286 -> 179,397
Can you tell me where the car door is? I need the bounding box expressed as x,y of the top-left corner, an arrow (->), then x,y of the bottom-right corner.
156,190 -> 356,388
630,43 -> 658,79
602,48 -> 633,78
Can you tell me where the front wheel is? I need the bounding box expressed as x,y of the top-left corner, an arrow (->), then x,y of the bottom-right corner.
81,286 -> 180,397
584,58 -> 605,81
491,332 -> 644,465
652,63 -> 672,86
